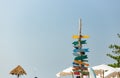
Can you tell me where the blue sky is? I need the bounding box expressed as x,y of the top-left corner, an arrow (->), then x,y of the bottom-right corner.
0,0 -> 120,78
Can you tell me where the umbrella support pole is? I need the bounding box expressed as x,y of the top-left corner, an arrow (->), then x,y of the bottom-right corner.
17,75 -> 19,78
72,72 -> 74,78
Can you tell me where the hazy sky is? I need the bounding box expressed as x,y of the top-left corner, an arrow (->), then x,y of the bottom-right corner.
0,0 -> 120,78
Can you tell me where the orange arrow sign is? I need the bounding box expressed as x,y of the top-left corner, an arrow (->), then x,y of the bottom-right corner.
74,60 -> 89,66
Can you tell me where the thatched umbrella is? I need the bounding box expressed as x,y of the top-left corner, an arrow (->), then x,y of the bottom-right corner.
92,64 -> 114,78
10,65 -> 27,78
104,68 -> 120,78
56,67 -> 74,78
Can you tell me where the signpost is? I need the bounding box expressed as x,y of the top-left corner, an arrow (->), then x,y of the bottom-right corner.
72,19 -> 90,78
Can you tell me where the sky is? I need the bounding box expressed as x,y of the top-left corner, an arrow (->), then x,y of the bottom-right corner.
0,0 -> 120,78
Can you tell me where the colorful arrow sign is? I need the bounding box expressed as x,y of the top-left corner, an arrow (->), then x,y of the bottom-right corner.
73,48 -> 89,52
72,35 -> 90,39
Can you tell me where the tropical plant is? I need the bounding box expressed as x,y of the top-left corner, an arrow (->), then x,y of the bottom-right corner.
106,34 -> 120,68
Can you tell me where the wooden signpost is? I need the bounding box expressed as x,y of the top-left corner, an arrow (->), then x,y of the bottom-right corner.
72,19 -> 90,78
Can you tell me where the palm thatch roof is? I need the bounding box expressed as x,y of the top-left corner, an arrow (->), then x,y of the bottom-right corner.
10,65 -> 27,76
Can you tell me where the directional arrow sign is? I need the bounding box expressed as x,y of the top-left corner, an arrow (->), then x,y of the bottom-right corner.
72,35 -> 90,39
74,55 -> 88,60
73,48 -> 89,52
72,40 -> 87,45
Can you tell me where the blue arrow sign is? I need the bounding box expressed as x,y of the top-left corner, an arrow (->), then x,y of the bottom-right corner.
73,48 -> 89,52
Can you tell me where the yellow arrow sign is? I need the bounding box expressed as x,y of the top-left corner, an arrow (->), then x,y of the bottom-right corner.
72,35 -> 90,39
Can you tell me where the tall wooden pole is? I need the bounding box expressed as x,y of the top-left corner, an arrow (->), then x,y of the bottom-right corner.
79,18 -> 83,78
78,18 -> 82,48
73,19 -> 89,78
